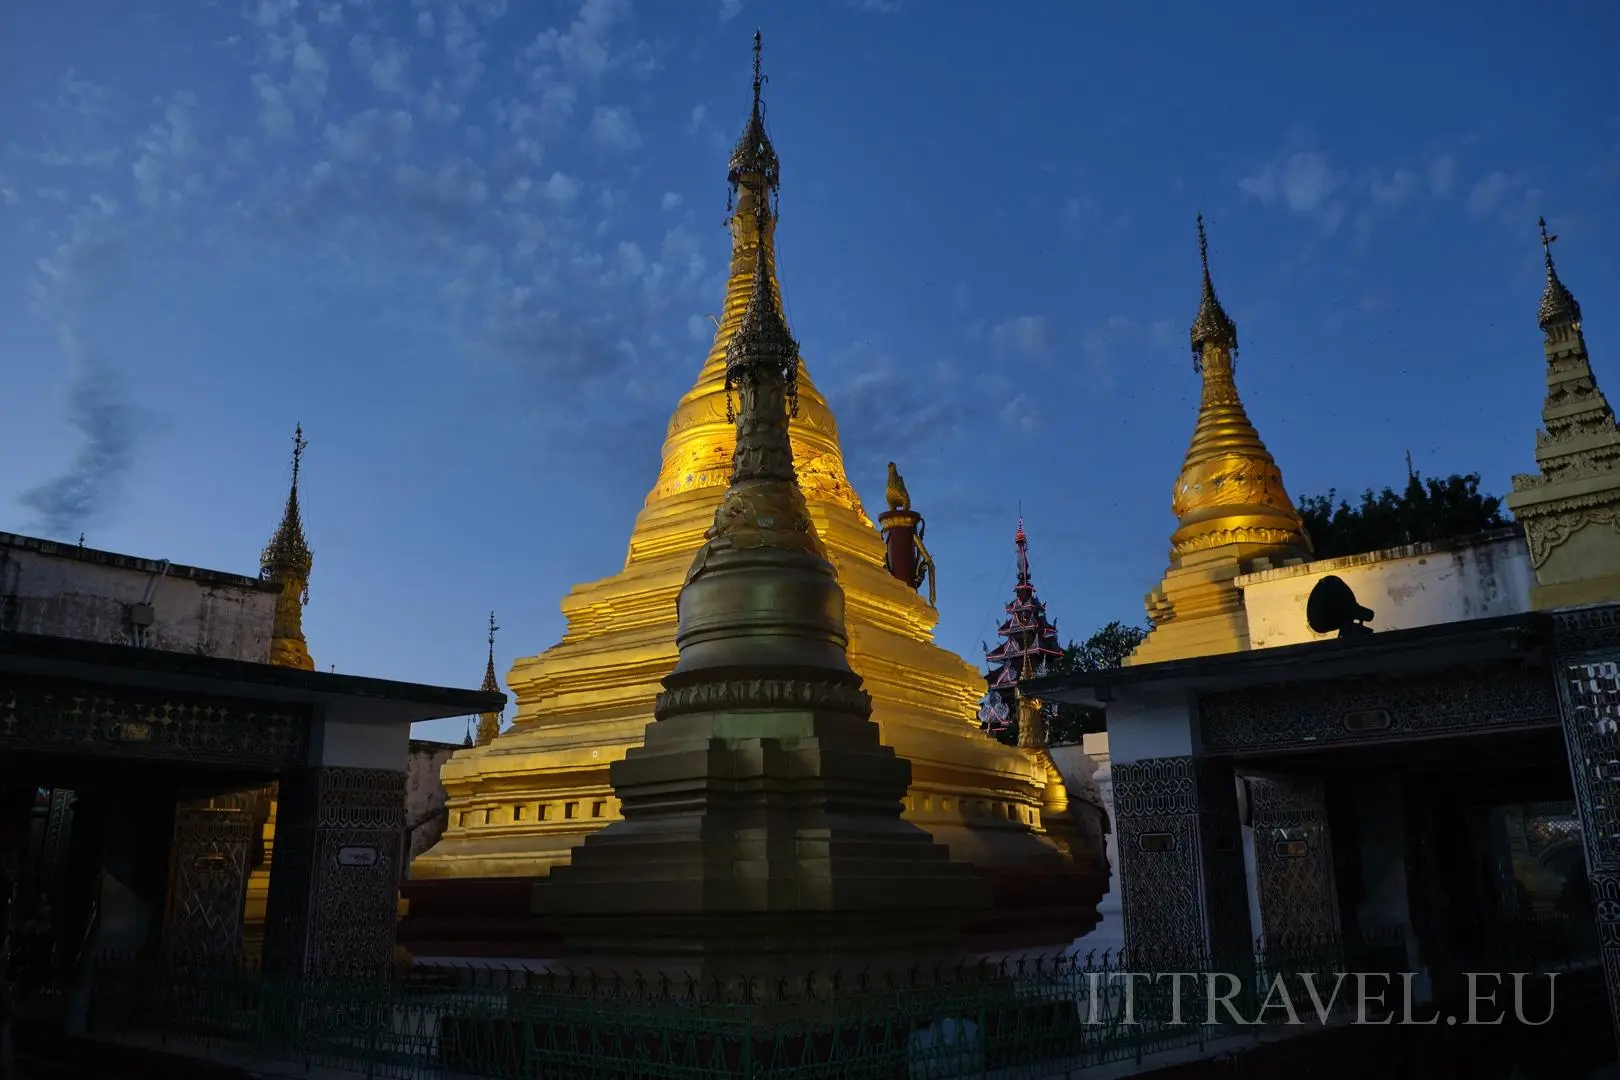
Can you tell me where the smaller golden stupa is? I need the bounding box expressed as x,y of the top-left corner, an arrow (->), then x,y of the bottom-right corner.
1129,217 -> 1311,665
538,195 -> 988,975
474,612 -> 503,746
244,424 -> 316,956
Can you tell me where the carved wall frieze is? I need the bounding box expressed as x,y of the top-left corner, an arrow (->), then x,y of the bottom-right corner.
1555,605 -> 1620,657
1199,666 -> 1558,755
0,676 -> 308,769
655,677 -> 872,721
1523,508 -> 1620,570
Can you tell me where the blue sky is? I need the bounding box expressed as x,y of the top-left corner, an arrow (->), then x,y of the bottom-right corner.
1,0 -> 1616,743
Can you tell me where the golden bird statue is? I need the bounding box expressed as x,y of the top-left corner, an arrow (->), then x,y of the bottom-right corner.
885,462 -> 912,512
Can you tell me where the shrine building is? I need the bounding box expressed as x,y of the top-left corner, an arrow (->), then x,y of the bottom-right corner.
1025,217 -> 1620,1051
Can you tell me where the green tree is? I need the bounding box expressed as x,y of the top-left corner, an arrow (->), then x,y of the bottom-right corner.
1297,470 -> 1508,560
991,620 -> 1148,747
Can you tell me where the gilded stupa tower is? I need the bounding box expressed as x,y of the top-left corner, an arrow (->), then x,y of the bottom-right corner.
261,424 -> 315,671
1508,219 -> 1620,606
1129,217 -> 1311,665
475,612 -> 503,746
417,36 -> 1100,914
539,196 -> 987,972
244,424 -> 316,956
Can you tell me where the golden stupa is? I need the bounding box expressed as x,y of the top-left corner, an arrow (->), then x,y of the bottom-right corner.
415,36 -> 1101,898
1128,216 -> 1311,665
243,425 -> 316,956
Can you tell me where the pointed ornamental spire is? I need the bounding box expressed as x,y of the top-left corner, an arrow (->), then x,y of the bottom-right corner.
1538,217 -> 1582,331
723,196 -> 799,439
481,611 -> 500,694
1014,517 -> 1031,586
727,31 -> 780,196
261,424 -> 313,601
1190,214 -> 1239,371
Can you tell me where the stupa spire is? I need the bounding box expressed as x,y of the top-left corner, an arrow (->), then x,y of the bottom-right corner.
643,31 -> 863,520
1509,219 -> 1620,607
727,31 -> 780,197
475,611 -> 503,746
1191,213 -> 1239,367
1538,216 -> 1583,331
1167,216 -> 1310,561
261,424 -> 315,670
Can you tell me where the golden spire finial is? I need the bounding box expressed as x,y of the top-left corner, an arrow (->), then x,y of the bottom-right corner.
261,423 -> 315,670
1190,213 -> 1239,371
261,424 -> 313,594
1537,216 -> 1582,331
474,610 -> 503,745
482,610 -> 500,695
727,30 -> 780,196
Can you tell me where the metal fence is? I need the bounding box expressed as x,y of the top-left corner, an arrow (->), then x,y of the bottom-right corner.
82,931 -> 1406,1080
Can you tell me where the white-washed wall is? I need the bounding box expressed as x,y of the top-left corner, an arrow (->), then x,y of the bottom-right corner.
0,532 -> 279,662
1237,530 -> 1532,649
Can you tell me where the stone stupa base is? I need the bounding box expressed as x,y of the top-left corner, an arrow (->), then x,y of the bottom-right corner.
536,708 -> 991,982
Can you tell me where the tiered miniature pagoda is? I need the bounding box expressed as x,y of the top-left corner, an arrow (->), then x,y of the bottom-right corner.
981,520 -> 1065,740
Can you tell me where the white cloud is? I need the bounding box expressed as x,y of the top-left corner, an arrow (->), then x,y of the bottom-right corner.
1428,154 -> 1458,198
323,109 -> 414,163
660,191 -> 682,211
1467,170 -> 1531,217
543,171 -> 583,205
719,0 -> 744,19
1238,150 -> 1347,232
985,315 -> 1053,357
131,94 -> 198,206
589,106 -> 640,152
350,34 -> 411,96
686,104 -> 706,135
250,73 -> 296,139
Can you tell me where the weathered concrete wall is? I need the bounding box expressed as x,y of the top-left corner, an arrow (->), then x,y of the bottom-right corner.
406,740 -> 462,866
1236,529 -> 1532,649
0,532 -> 279,662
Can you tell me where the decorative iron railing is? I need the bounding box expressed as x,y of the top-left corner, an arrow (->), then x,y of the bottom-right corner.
81,929 -> 1413,1080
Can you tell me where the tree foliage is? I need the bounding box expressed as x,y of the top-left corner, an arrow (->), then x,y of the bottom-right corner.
1296,471 -> 1508,560
991,620 -> 1148,747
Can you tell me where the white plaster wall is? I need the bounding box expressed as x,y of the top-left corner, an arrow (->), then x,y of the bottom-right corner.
1057,733 -> 1124,956
1104,695 -> 1196,765
1237,532 -> 1532,650
405,742 -> 460,865
0,536 -> 277,662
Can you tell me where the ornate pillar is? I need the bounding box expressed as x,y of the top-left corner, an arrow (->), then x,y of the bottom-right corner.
263,767 -> 405,980
1113,755 -> 1253,967
1552,606 -> 1620,1056
1246,775 -> 1340,945
161,793 -> 256,971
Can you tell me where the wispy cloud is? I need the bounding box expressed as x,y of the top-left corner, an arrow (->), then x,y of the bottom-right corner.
1237,141 -> 1477,244
1238,150 -> 1349,234
18,328 -> 145,540
5,0 -> 720,532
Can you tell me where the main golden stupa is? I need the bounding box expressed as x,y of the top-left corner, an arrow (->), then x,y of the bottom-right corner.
413,36 -> 1105,924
